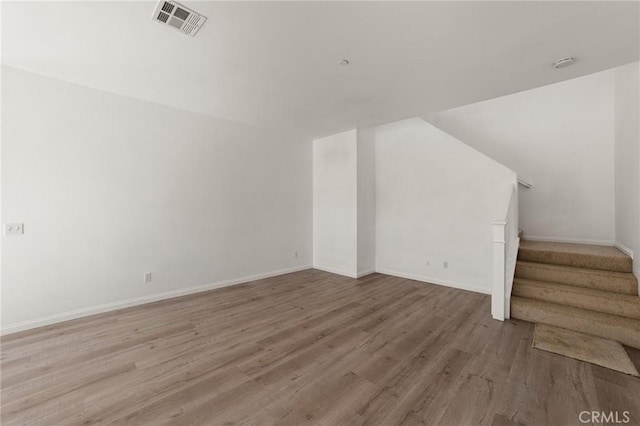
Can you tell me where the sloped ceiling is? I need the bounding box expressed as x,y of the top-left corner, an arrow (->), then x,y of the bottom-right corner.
2,1 -> 638,139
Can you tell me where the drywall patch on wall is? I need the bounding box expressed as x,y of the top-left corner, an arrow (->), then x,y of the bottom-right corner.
1,66 -> 312,331
427,70 -> 616,244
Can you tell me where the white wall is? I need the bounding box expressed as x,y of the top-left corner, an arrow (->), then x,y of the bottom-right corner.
427,70 -> 616,245
313,130 -> 358,277
357,129 -> 376,276
375,118 -> 516,294
614,61 -> 640,278
1,66 -> 312,333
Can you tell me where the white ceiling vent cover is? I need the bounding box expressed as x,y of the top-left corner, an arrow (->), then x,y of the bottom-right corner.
152,1 -> 206,37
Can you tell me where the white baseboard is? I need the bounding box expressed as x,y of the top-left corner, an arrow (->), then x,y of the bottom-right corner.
524,235 -> 615,246
1,265 -> 313,336
312,266 -> 375,279
374,268 -> 492,295
614,241 -> 634,259
312,266 -> 490,295
312,264 -> 358,279
2,264 -> 495,335
356,269 -> 376,278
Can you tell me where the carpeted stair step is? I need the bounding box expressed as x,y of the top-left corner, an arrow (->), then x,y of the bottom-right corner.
627,346 -> 640,372
512,278 -> 640,319
511,296 -> 640,349
515,261 -> 638,295
532,324 -> 639,377
518,240 -> 632,273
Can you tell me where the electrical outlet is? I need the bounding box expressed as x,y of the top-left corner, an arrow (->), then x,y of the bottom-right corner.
4,223 -> 24,236
443,261 -> 449,269
144,272 -> 152,283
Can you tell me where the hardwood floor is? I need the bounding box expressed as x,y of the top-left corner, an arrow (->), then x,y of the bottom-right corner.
2,270 -> 639,425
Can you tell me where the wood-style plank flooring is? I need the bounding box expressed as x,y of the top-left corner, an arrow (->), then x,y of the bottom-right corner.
2,270 -> 639,425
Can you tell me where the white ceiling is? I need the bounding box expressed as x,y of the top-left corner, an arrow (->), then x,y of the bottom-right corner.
2,1 -> 639,139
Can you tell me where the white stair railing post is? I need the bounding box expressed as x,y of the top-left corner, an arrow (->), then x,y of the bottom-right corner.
492,221 -> 507,321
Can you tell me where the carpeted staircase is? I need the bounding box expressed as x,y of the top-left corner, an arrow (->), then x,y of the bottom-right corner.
510,239 -> 640,375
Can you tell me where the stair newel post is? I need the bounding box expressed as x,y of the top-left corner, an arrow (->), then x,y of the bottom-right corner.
492,221 -> 507,321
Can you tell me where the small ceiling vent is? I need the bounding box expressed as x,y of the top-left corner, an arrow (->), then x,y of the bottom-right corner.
152,1 -> 206,37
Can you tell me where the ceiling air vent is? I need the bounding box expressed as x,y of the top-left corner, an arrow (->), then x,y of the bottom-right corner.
152,1 -> 206,37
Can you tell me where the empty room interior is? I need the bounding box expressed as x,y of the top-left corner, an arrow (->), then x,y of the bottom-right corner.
2,1 -> 640,425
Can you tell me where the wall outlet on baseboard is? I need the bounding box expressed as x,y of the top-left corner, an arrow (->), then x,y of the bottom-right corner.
144,272 -> 152,283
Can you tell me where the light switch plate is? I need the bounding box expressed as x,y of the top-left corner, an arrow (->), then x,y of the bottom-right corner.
4,223 -> 24,236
